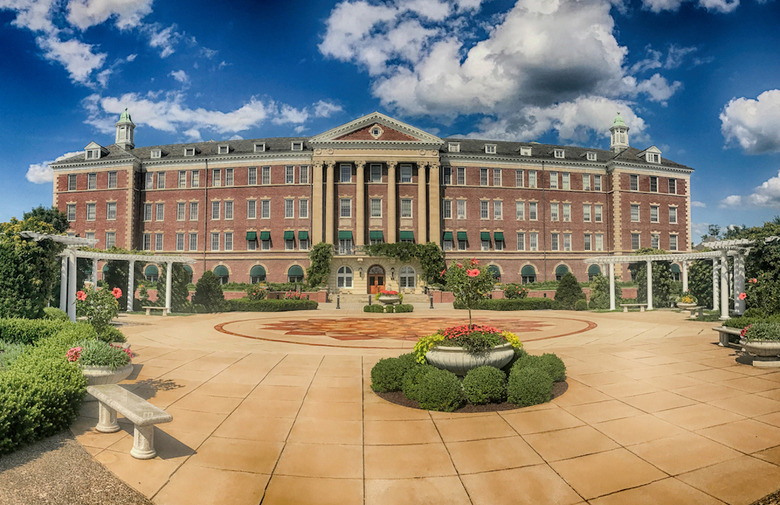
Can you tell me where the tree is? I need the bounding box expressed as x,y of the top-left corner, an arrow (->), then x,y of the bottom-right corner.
628,248 -> 676,308
306,242 -> 333,288
688,260 -> 713,309
588,274 -> 622,309
193,271 -> 225,311
417,243 -> 446,286
103,258 -> 143,311
23,206 -> 69,234
554,272 -> 585,309
444,258 -> 495,327
156,264 -> 192,312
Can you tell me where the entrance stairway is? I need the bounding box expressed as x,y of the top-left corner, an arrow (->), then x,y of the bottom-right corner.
331,292 -> 432,306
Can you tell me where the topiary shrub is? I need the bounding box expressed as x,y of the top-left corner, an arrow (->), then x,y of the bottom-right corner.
507,366 -> 553,407
0,319 -> 70,345
363,304 -> 384,313
462,366 -> 507,404
501,347 -> 528,375
98,326 -> 126,343
554,272 -> 585,310
401,364 -> 437,402
394,304 -> 414,313
43,307 -> 69,321
511,353 -> 566,382
574,299 -> 589,311
385,305 -> 395,313
193,271 -> 226,312
370,354 -> 418,392
413,367 -> 464,411
227,298 -> 318,312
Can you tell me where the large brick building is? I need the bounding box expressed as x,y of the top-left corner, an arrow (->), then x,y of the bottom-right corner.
51,111 -> 693,293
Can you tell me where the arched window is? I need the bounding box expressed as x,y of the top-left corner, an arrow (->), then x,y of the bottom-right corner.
488,265 -> 501,281
587,264 -> 602,281
521,265 -> 536,284
399,266 -> 416,288
337,266 -> 353,288
183,265 -> 194,284
670,264 -> 681,282
288,265 -> 304,283
555,264 -> 570,281
250,265 -> 266,283
144,264 -> 159,282
213,265 -> 229,285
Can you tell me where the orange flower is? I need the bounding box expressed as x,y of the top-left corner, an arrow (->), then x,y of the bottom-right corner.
112,287 -> 122,299
76,291 -> 86,301
738,292 -> 747,300
467,269 -> 480,277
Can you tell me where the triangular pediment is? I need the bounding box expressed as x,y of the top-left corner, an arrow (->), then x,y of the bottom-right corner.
84,141 -> 103,150
310,112 -> 443,147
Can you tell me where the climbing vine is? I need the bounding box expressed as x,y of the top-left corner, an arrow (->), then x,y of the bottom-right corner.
362,242 -> 446,286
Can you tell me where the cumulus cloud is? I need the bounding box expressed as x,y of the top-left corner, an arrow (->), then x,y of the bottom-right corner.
67,0 -> 154,30
641,0 -> 740,13
36,35 -> 107,84
313,100 -> 343,118
140,22 -> 183,58
26,151 -> 83,184
169,69 -> 189,84
691,200 -> 707,207
719,194 -> 743,208
718,169 -> 780,209
721,90 -> 780,154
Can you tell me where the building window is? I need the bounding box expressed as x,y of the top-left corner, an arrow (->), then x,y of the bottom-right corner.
443,236 -> 453,251
594,175 -> 602,191
340,164 -> 351,183
554,149 -> 564,159
145,173 -> 153,190
211,232 -> 220,251
291,141 -> 303,151
285,199 -> 295,218
584,234 -> 592,251
587,152 -> 597,161
594,204 -> 603,222
300,166 -> 309,184
254,142 -> 265,152
87,173 -> 96,190
261,200 -> 270,219
285,166 -> 295,184
493,168 -> 502,187
563,233 -> 572,251
631,233 -> 641,250
107,171 -> 117,189
191,171 -> 199,188
370,164 -> 382,183
550,203 -> 559,222
299,199 -> 309,219
562,203 -> 571,222
583,174 -> 591,191
67,174 -> 78,191
225,232 -> 233,251
401,199 -> 413,218
224,201 -> 234,220
448,142 -> 460,153
442,200 -> 452,219
218,145 -> 229,154
583,204 -> 592,222
515,170 -> 524,187
528,170 -> 538,188
651,233 -> 660,249
300,236 -> 309,250
669,179 -> 677,194
595,234 -> 604,251
494,200 -> 503,220
178,171 -> 187,188
457,167 -> 466,185
176,233 -> 185,251
522,265 -> 536,284
370,198 -> 382,218
106,202 -> 116,220
157,172 -> 166,189
485,144 -> 496,154
529,233 -> 539,251
142,233 -> 151,251
86,203 -> 96,221
184,148 -> 195,156
520,146 -> 532,156
247,235 -> 257,250
529,202 -> 538,220
339,238 -> 353,255
480,168 -> 489,186
562,173 -> 570,190
481,235 -> 491,251
650,205 -> 659,223
630,204 -> 640,222
150,149 -> 161,159
516,201 -> 525,220
650,176 -> 658,192
670,234 -> 679,251
143,204 -> 153,222
456,200 -> 466,219
400,164 -> 412,183
340,198 -> 352,218
549,171 -> 558,189
261,166 -> 271,185
105,232 -> 115,249
458,236 -> 467,250
189,202 -> 198,220
630,174 -> 638,191
551,233 -> 559,251
517,233 -> 525,251
155,203 -> 164,221
399,266 -> 416,288
647,152 -> 660,163
247,200 -> 257,219
155,233 -> 163,251
248,167 -> 257,185
669,206 -> 678,224
337,266 -> 353,288
225,168 -> 234,186
176,202 -> 185,221
212,169 -> 221,187
261,237 -> 271,250
211,201 -> 220,220
480,201 -> 489,219
189,233 -> 197,251
443,167 -> 452,185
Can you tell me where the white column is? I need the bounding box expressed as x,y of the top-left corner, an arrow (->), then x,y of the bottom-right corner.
417,161 -> 428,244
734,253 -> 745,314
712,258 -> 719,310
682,261 -> 688,292
325,162 -> 335,245
92,258 -> 98,286
126,260 -> 135,312
165,261 -> 173,313
59,256 -> 68,312
646,260 -> 653,310
387,162 -> 397,243
67,252 -> 77,322
355,161 -> 365,248
720,253 -> 729,320
609,263 -> 616,311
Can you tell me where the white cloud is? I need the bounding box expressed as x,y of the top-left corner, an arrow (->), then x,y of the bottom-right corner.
718,170 -> 780,209
37,35 -> 107,84
641,0 -> 739,13
634,73 -> 682,105
126,53 -> 137,62
26,151 -> 83,184
721,89 -> 780,154
0,0 -> 58,32
719,194 -> 743,208
66,0 -> 154,30
313,100 -> 343,118
169,69 -> 189,84
272,104 -> 309,125
691,200 -> 707,208
140,22 -> 182,58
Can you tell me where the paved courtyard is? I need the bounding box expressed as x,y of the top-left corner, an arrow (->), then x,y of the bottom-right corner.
71,306 -> 780,505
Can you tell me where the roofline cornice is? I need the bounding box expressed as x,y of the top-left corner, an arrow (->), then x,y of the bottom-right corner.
51,158 -> 140,171
607,160 -> 694,175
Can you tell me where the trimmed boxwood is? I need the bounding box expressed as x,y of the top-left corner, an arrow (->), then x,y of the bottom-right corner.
227,298 -> 318,312
507,366 -> 553,407
574,299 -> 589,311
43,307 -> 69,321
384,305 -> 395,313
401,364 -> 437,402
462,366 -> 506,404
363,304 -> 384,313
454,298 -> 558,311
511,353 -> 566,382
394,304 -> 414,313
723,313 -> 780,329
371,354 -> 418,392
413,367 -> 464,412
0,318 -> 70,345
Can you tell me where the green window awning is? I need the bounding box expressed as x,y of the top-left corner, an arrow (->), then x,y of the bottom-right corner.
214,265 -> 229,277
457,231 -> 468,241
250,265 -> 266,277
259,231 -> 271,240
399,231 -> 414,240
298,231 -> 309,240
588,264 -> 602,276
246,231 -> 257,241
555,264 -> 570,275
521,265 -> 536,276
480,231 -> 491,241
284,231 -> 294,240
488,265 -> 501,279
144,265 -> 158,276
442,231 -> 453,241
338,230 -> 353,240
288,265 -> 304,277
670,264 -> 681,273
494,232 -> 505,242
182,265 -> 193,274
369,230 -> 384,240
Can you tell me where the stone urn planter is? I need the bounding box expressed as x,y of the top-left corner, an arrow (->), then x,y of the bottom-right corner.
677,302 -> 697,310
82,363 -> 134,386
377,295 -> 401,305
425,342 -> 515,376
742,341 -> 780,358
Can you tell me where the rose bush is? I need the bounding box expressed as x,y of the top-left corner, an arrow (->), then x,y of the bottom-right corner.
75,285 -> 121,339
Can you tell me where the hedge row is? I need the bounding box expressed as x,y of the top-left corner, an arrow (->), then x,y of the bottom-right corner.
453,298 -> 558,311
0,318 -> 71,345
723,313 -> 780,329
0,322 -> 94,454
227,298 -> 318,312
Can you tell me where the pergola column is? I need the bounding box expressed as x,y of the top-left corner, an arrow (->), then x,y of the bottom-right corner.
720,252 -> 729,320
165,261 -> 173,313
734,253 -> 745,314
92,258 -> 99,286
355,161 -> 365,248
646,260 -> 653,310
67,251 -> 77,322
127,260 -> 135,312
609,263 -> 616,311
682,261 -> 688,292
712,258 -> 719,310
325,162 -> 335,245
60,256 -> 68,312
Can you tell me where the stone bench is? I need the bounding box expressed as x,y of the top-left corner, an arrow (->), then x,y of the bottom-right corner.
87,384 -> 173,460
712,326 -> 742,348
684,306 -> 705,318
143,306 -> 168,316
620,303 -> 648,312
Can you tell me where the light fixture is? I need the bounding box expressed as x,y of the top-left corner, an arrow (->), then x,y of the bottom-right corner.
358,267 -> 363,278
390,267 -> 395,280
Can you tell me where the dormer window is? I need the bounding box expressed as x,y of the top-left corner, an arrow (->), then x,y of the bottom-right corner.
184,148 -> 195,157
520,147 -> 532,156
291,141 -> 303,151
218,145 -> 229,155
85,148 -> 101,160
586,152 -> 597,161
150,149 -> 161,159
554,149 -> 565,159
646,152 -> 661,163
254,143 -> 266,153
484,144 -> 497,154
448,142 -> 460,153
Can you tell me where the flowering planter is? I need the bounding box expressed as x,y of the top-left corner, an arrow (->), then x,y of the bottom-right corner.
425,342 -> 515,376
677,302 -> 697,309
742,341 -> 780,358
377,295 -> 401,305
82,363 -> 134,386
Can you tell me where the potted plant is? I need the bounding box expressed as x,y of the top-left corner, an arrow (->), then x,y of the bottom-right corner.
677,290 -> 698,309
377,289 -> 401,305
67,339 -> 134,385
76,284 -> 122,339
740,322 -> 780,358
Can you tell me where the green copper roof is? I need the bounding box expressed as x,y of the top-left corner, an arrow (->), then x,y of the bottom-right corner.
118,108 -> 133,123
612,112 -> 626,128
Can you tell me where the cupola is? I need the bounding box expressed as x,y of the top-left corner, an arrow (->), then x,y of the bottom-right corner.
609,112 -> 629,153
115,108 -> 135,150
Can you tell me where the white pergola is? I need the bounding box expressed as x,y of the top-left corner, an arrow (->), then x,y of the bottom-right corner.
584,239 -> 753,320
21,232 -> 195,321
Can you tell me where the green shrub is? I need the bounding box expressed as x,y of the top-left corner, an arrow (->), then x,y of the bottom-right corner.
511,353 -> 566,382
743,321 -> 780,342
0,318 -> 70,345
555,272 -> 586,310
385,305 -> 395,313
462,366 -> 507,404
363,304 -> 384,313
507,366 -> 553,407
72,339 -> 130,371
574,299 -> 589,311
501,347 -> 528,374
413,367 -> 464,411
370,354 -> 418,392
742,308 -> 766,318
723,314 -> 780,329
98,326 -> 126,343
401,364 -> 437,402
454,298 -> 558,310
503,283 -> 529,299
394,304 -> 414,313
0,340 -> 25,370
227,298 -> 318,312
193,271 -> 225,312
43,307 -> 69,321
589,274 -> 621,309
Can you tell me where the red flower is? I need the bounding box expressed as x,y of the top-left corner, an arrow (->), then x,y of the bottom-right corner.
76,291 -> 87,301
471,258 -> 479,266
467,269 -> 480,277
440,269 -> 446,276
456,263 -> 463,269
750,278 -> 758,284
112,287 -> 122,299
738,292 -> 747,300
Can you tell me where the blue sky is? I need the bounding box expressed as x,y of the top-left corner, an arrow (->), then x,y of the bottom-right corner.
2,0 -> 779,241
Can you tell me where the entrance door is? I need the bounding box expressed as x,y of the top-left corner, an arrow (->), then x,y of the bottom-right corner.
367,265 -> 385,294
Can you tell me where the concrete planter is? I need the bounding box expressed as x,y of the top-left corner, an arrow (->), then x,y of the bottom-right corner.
377,295 -> 401,305
677,302 -> 697,309
82,363 -> 133,386
743,340 -> 780,358
426,342 -> 515,376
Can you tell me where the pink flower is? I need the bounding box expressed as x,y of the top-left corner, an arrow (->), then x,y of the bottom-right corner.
440,269 -> 446,276
66,346 -> 82,362
467,269 -> 480,277
471,258 -> 479,266
456,263 -> 463,269
112,287 -> 122,299
738,292 -> 747,300
750,278 -> 758,284
76,291 -> 86,301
